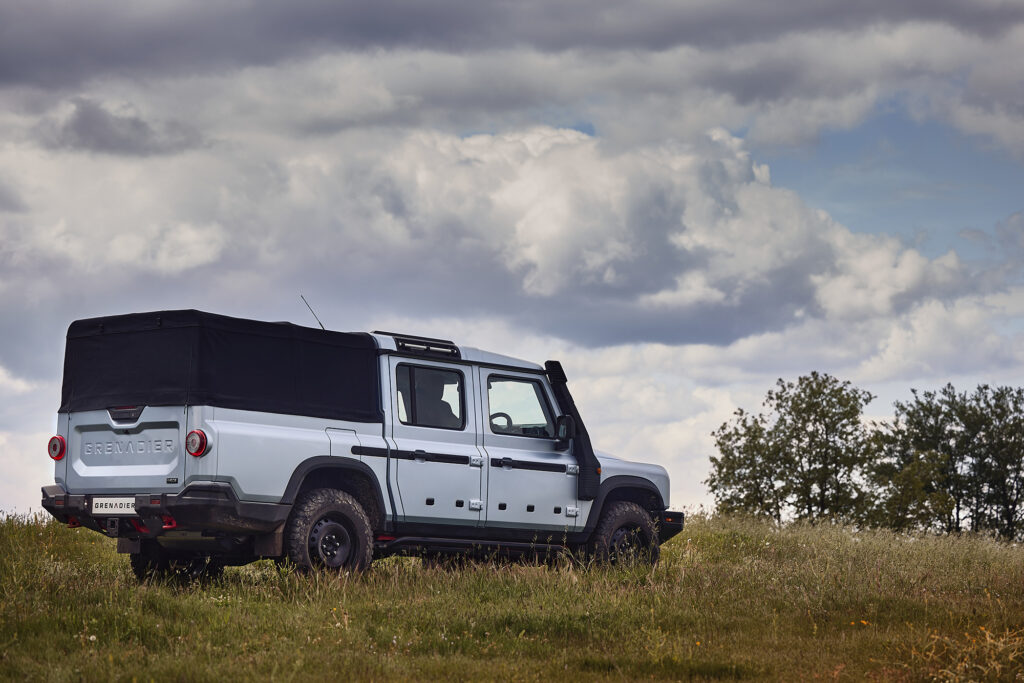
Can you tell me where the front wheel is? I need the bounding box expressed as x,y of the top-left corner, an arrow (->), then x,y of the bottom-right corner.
590,501 -> 660,565
286,489 -> 373,572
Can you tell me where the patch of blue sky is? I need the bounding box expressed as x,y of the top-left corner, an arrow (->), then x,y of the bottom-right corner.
531,102 -> 597,137
749,110 -> 1024,260
567,121 -> 596,136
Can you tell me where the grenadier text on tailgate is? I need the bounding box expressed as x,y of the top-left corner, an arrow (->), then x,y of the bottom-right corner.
83,440 -> 175,456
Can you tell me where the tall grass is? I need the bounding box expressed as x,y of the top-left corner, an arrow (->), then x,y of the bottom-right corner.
2,512 -> 1022,681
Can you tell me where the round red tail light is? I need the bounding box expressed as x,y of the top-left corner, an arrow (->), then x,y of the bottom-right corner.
185,429 -> 208,457
48,435 -> 66,460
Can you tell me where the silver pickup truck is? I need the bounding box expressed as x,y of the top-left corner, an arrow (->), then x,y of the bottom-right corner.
42,310 -> 683,578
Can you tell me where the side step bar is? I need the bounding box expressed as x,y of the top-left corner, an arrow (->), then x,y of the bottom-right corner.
375,536 -> 569,558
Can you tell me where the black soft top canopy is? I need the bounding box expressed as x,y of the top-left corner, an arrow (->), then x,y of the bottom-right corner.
59,310 -> 382,423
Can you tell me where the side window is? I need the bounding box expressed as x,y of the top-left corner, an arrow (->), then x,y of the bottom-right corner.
487,376 -> 555,438
396,365 -> 465,430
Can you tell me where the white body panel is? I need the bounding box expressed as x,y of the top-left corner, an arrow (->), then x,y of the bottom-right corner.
205,408 -> 362,502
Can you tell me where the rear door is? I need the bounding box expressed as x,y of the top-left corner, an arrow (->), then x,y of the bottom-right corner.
64,406 -> 186,497
388,357 -> 484,527
478,369 -> 579,533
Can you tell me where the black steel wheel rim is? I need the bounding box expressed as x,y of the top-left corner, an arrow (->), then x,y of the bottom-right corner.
609,526 -> 640,562
309,517 -> 353,568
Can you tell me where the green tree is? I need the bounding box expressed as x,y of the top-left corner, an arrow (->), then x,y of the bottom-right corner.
871,384 -> 1024,540
868,386 -> 961,533
866,434 -> 954,533
706,372 -> 875,523
705,408 -> 786,523
974,385 -> 1024,540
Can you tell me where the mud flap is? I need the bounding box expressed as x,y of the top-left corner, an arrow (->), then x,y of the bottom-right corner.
254,527 -> 284,558
117,537 -> 142,554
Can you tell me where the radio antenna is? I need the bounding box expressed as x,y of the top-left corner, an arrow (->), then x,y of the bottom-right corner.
300,294 -> 326,330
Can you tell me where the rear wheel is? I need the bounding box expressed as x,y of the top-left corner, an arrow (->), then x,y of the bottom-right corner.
129,542 -> 163,581
286,489 -> 373,572
590,501 -> 660,565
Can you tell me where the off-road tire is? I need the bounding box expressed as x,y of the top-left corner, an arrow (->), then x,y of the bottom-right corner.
286,488 -> 373,572
590,501 -> 660,565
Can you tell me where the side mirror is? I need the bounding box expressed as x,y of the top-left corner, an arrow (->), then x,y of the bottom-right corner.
554,414 -> 576,450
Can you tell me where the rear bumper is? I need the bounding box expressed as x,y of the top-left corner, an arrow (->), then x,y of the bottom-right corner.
41,482 -> 290,538
658,509 -> 685,544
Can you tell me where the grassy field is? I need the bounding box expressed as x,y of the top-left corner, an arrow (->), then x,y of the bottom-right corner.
2,514 -> 1023,681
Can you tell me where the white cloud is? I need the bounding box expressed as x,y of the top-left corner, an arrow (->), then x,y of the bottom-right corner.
0,122 -> 999,346
35,218 -> 227,275
639,272 -> 727,308
0,365 -> 33,394
813,235 -> 965,320
857,295 -> 1024,382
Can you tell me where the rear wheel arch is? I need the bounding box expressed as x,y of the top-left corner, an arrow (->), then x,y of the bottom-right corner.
281,457 -> 388,534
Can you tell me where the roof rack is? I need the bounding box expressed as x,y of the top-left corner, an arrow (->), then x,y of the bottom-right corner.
373,331 -> 461,359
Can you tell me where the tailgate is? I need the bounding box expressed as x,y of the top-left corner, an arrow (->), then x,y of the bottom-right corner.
65,406 -> 186,495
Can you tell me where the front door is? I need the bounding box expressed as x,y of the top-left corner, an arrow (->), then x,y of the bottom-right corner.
478,369 -> 579,535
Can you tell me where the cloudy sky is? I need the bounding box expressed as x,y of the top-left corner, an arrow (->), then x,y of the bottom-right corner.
2,0 -> 1023,514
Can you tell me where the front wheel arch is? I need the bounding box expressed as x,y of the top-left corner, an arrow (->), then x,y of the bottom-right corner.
578,476 -> 665,538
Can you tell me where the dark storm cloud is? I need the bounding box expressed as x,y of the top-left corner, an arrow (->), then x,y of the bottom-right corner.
699,59 -> 832,106
35,98 -> 204,156
265,235 -> 815,349
1,0 -> 1021,88
520,270 -> 819,347
617,182 -> 696,295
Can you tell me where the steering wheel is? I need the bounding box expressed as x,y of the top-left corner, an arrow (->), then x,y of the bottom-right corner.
489,412 -> 513,430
